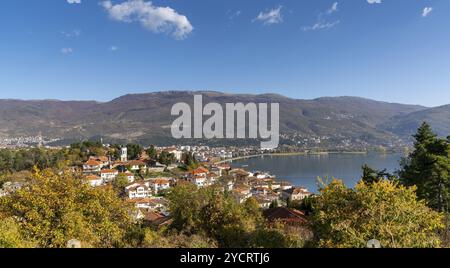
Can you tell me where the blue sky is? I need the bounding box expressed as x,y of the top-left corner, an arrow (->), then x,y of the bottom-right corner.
0,0 -> 449,106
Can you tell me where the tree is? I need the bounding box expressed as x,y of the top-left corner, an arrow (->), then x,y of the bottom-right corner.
0,217 -> 36,248
399,122 -> 450,211
167,183 -> 202,232
146,145 -> 157,160
311,179 -> 444,248
113,173 -> 131,195
0,168 -> 133,248
159,151 -> 175,167
167,184 -> 286,248
126,144 -> 143,160
183,152 -> 198,169
361,164 -> 395,184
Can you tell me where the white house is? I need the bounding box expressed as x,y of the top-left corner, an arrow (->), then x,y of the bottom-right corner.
188,176 -> 208,188
85,175 -> 103,187
164,147 -> 183,162
270,182 -> 281,190
101,169 -> 119,182
146,178 -> 171,194
125,183 -> 152,199
83,159 -> 102,174
127,160 -> 147,172
127,198 -> 153,210
251,187 -> 269,196
207,173 -> 217,185
255,197 -> 272,209
282,187 -> 312,202
188,167 -> 212,188
280,181 -> 294,190
232,186 -> 252,204
123,172 -> 135,183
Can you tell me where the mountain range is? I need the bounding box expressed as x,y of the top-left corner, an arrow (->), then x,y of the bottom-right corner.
0,91 -> 449,147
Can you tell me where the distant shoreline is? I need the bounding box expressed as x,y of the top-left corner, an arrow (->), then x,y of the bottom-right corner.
214,151 -> 371,164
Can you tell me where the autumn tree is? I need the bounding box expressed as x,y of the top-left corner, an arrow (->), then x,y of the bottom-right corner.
311,179 -> 444,248
113,173 -> 131,195
166,183 -> 301,248
0,168 -> 133,248
0,217 -> 36,248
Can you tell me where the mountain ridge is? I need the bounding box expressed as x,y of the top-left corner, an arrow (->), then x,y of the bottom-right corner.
0,91 -> 447,147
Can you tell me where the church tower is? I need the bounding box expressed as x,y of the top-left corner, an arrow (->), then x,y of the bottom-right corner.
120,147 -> 128,162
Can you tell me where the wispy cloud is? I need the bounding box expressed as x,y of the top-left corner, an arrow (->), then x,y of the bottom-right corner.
253,6 -> 283,26
61,29 -> 81,38
303,21 -> 340,31
100,0 -> 193,40
327,2 -> 339,14
61,48 -> 73,54
367,0 -> 382,4
422,7 -> 433,18
110,46 -> 119,51
67,0 -> 81,4
227,10 -> 242,21
303,2 -> 340,32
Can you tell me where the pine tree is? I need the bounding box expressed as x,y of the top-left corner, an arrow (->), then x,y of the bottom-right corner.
399,122 -> 450,212
361,164 -> 395,184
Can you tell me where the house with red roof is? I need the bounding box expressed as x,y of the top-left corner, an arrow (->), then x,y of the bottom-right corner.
100,169 -> 119,182
83,159 -> 103,174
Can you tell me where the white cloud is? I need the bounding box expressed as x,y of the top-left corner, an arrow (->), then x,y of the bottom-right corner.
422,7 -> 433,17
110,46 -> 119,51
327,2 -> 339,14
303,3 -> 340,32
61,48 -> 73,54
303,20 -> 340,31
67,0 -> 81,4
100,0 -> 193,40
253,6 -> 283,25
367,0 -> 382,4
227,10 -> 242,20
61,29 -> 81,38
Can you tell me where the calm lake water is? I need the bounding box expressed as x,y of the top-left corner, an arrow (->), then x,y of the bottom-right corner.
230,153 -> 405,193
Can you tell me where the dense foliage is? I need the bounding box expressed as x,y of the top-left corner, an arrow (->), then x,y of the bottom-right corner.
399,122 -> 450,212
0,169 -> 133,248
312,179 -> 444,248
167,183 -> 303,248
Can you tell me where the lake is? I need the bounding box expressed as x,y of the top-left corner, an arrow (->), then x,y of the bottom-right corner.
230,153 -> 405,193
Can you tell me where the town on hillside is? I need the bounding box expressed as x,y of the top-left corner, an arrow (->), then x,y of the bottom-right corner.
77,144 -> 312,227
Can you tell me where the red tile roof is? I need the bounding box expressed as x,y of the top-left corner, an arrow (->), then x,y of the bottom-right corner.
191,167 -> 209,175
263,207 -> 309,224
85,159 -> 102,166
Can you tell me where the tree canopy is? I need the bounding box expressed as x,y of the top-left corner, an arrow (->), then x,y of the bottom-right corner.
166,183 -> 301,248
399,122 -> 450,211
0,168 -> 133,248
361,164 -> 396,184
311,179 -> 444,248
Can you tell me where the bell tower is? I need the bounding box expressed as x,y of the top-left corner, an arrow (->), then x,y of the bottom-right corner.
120,147 -> 128,162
